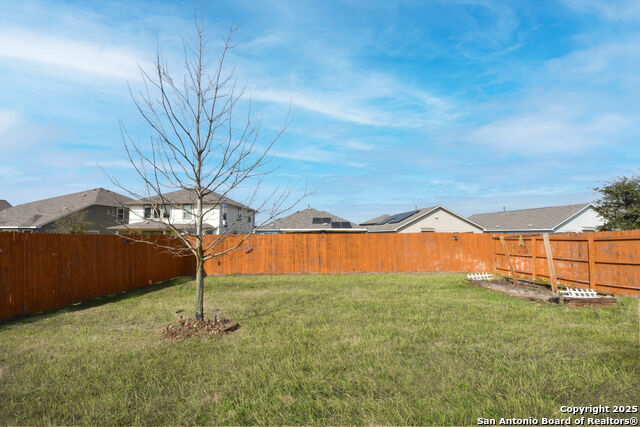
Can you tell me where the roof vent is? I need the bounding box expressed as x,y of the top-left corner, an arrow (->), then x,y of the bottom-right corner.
495,225 -> 500,228
527,224 -> 533,227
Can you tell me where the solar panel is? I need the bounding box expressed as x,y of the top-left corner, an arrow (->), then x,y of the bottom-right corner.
377,216 -> 394,225
330,221 -> 353,228
380,210 -> 420,225
312,217 -> 331,224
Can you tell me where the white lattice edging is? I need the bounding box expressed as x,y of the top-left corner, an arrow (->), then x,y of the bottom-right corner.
466,272 -> 494,281
559,287 -> 599,298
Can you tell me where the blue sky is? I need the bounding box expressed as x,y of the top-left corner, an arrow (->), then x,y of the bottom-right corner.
1,0 -> 639,223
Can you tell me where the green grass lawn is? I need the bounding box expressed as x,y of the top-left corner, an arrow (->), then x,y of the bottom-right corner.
0,273 -> 638,426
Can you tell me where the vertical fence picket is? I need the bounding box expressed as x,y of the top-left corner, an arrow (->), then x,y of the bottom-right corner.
588,234 -> 596,290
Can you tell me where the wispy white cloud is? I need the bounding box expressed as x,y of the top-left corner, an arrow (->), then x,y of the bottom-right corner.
0,110 -> 63,153
460,29 -> 640,156
442,0 -> 522,58
251,86 -> 457,129
0,164 -> 38,184
426,179 -> 483,194
267,144 -> 368,168
252,89 -> 385,127
236,22 -> 460,130
466,110 -> 629,154
343,140 -> 377,151
0,28 -> 149,80
546,37 -> 640,86
91,159 -> 135,169
562,0 -> 640,21
0,109 -> 21,135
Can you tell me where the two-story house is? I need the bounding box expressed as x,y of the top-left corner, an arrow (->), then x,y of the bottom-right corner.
0,188 -> 131,234
109,189 -> 256,235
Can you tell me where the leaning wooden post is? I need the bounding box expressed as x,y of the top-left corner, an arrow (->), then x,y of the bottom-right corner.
530,236 -> 537,281
542,233 -> 557,293
499,236 -> 519,285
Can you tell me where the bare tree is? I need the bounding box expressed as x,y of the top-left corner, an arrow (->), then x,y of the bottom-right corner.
106,21 -> 307,320
52,209 -> 92,234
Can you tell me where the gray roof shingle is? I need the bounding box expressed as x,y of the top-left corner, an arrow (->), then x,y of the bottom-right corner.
259,208 -> 364,231
467,203 -> 592,232
0,188 -> 132,229
0,200 -> 11,211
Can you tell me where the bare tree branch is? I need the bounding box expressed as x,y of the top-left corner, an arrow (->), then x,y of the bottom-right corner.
100,21 -> 310,320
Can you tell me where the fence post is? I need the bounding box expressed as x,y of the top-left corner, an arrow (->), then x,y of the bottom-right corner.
499,236 -> 519,285
531,236 -> 537,281
542,233 -> 557,293
588,234 -> 596,290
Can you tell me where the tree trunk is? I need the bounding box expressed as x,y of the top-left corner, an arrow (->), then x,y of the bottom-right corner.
194,192 -> 205,320
194,254 -> 205,320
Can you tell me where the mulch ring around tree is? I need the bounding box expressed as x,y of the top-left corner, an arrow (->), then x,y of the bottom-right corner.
162,318 -> 241,340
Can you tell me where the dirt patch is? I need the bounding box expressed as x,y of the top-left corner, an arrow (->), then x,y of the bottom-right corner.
204,393 -> 222,404
468,277 -> 617,307
162,318 -> 240,340
279,395 -> 295,406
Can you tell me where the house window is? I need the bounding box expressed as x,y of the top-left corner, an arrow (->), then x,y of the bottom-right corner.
144,205 -> 166,219
183,205 -> 192,220
223,213 -> 227,220
247,216 -> 251,223
116,208 -> 125,222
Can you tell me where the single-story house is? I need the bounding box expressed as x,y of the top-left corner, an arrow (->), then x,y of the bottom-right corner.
257,207 -> 367,233
0,188 -> 132,234
361,206 -> 484,233
109,189 -> 255,235
0,200 -> 11,211
468,203 -> 604,234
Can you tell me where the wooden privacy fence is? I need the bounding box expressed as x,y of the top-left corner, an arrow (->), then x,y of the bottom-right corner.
0,233 -> 189,320
203,232 -> 496,275
2,230 -> 639,321
494,231 -> 640,297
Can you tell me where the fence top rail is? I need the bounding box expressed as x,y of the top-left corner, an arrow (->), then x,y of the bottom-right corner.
492,230 -> 640,242
496,235 -> 640,242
